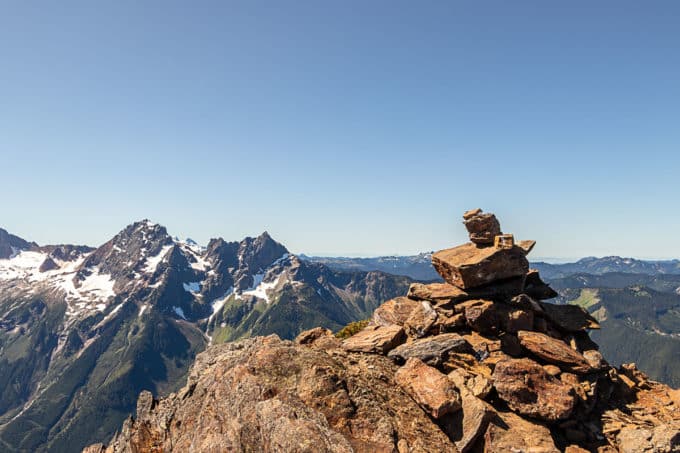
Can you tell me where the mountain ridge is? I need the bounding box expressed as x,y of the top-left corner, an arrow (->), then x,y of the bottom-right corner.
0,221 -> 412,452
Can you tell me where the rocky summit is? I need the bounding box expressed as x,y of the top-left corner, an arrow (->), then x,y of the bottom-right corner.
86,210 -> 680,453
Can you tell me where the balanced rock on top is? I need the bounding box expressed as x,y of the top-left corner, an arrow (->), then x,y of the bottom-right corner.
463,208 -> 501,245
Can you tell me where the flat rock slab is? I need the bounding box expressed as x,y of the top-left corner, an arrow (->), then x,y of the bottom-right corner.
342,325 -> 406,354
492,358 -> 576,422
483,410 -> 560,453
408,278 -> 526,305
408,282 -> 469,303
373,297 -> 421,327
388,333 -> 471,367
432,243 -> 529,289
395,358 -> 461,419
540,302 -> 600,332
517,330 -> 594,374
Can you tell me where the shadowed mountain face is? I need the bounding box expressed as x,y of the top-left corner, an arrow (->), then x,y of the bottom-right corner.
0,222 -> 411,452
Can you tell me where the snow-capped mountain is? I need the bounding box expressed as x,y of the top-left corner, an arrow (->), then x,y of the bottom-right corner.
0,221 -> 411,452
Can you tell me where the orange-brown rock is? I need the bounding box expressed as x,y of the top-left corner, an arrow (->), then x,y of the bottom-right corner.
463,210 -> 502,245
91,335 -> 458,453
432,312 -> 467,333
464,300 -> 498,334
540,302 -> 600,332
408,282 -> 469,303
448,368 -> 493,400
432,242 -> 529,289
517,239 -> 536,254
518,330 -> 594,374
493,358 -> 576,422
394,358 -> 462,419
439,389 -> 495,453
296,327 -> 342,350
342,324 -> 406,354
483,410 -> 560,453
372,296 -> 420,326
408,278 -> 527,305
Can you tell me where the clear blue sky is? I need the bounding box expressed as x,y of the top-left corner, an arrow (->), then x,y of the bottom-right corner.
1,1 -> 679,258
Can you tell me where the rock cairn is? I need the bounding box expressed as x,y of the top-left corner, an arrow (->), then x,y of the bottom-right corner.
341,209 -> 680,452
85,209 -> 680,453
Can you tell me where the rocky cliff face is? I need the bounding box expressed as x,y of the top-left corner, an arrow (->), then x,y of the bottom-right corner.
88,210 -> 680,453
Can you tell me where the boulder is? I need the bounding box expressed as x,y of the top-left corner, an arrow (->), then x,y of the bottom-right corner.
483,410 -> 560,453
492,358 -> 576,422
432,243 -> 529,289
464,300 -> 498,334
342,325 -> 406,354
388,333 -> 471,367
517,330 -> 594,374
403,301 -> 437,338
373,297 -> 420,327
394,358 -> 461,419
540,302 -> 600,332
463,210 -> 502,245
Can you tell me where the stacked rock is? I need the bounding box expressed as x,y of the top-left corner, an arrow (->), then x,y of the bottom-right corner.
341,209 -> 679,452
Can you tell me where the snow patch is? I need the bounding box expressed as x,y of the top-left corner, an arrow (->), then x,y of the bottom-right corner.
143,245 -> 173,274
183,281 -> 201,293
173,306 -> 187,320
139,304 -> 149,317
0,251 -> 48,280
242,275 -> 281,304
208,287 -> 234,323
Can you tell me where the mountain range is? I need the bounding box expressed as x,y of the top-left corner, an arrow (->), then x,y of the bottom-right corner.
0,222 -> 411,452
302,254 -> 680,281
